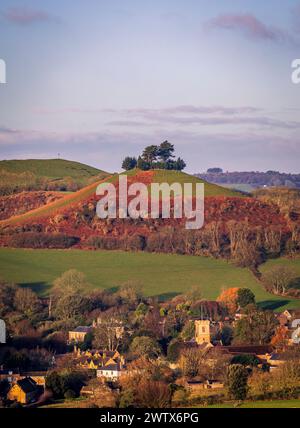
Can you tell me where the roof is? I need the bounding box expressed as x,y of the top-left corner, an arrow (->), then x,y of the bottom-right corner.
70,326 -> 92,333
98,363 -> 122,372
16,377 -> 37,394
215,345 -> 273,355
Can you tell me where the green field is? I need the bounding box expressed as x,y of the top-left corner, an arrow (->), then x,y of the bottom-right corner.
0,158 -> 106,180
0,248 -> 299,309
200,399 -> 300,408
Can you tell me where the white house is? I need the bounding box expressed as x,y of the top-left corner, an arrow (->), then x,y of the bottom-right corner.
97,363 -> 126,381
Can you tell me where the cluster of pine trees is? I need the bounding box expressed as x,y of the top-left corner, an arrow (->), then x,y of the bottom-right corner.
122,141 -> 186,171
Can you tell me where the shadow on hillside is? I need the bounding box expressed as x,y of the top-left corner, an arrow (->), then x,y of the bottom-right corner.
290,277 -> 300,290
154,292 -> 180,302
258,300 -> 290,311
18,281 -> 50,295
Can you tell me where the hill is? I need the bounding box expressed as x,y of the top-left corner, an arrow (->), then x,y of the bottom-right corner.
0,248 -> 299,310
196,170 -> 300,189
0,168 -> 298,268
0,169 -> 240,226
0,158 -> 104,180
0,159 -> 109,196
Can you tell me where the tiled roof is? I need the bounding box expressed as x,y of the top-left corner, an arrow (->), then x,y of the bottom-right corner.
16,377 -> 37,394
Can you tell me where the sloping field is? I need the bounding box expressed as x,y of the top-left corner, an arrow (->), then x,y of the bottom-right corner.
0,158 -> 104,179
0,169 -> 240,227
0,248 -> 299,309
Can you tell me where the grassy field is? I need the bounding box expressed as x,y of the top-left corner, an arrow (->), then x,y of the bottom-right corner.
199,399 -> 300,408
0,248 -> 299,309
0,158 -> 105,180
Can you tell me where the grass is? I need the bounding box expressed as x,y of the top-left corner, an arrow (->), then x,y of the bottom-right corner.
0,158 -> 105,180
0,169 -> 240,226
0,248 -> 299,309
201,399 -> 300,408
153,170 -> 241,197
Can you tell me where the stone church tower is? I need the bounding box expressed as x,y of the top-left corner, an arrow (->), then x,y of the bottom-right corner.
0,319 -> 6,344
195,320 -> 211,344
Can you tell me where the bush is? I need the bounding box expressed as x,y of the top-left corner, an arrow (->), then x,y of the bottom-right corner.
9,233 -> 80,249
64,389 -> 77,399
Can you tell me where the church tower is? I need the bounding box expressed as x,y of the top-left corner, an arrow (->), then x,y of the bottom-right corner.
195,320 -> 211,344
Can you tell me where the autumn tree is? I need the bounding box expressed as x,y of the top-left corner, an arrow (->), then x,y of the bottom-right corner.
217,288 -> 240,314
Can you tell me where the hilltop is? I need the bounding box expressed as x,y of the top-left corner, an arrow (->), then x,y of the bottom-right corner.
0,158 -> 109,196
0,158 -> 105,180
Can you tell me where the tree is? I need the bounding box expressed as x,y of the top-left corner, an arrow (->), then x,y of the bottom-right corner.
231,354 -> 260,367
207,168 -> 223,173
142,145 -> 159,165
14,288 -> 40,318
226,364 -> 249,401
263,266 -> 295,296
122,157 -> 137,171
219,326 -> 233,346
137,156 -> 150,171
0,282 -> 16,316
137,379 -> 172,408
130,336 -> 161,358
93,314 -> 123,352
51,269 -> 89,321
157,141 -> 174,162
236,288 -> 255,309
180,348 -> 205,378
217,288 -> 240,314
175,157 -> 186,171
234,306 -> 278,345
118,282 -> 143,307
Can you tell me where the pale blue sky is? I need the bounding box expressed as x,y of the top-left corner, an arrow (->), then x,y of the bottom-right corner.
0,0 -> 300,172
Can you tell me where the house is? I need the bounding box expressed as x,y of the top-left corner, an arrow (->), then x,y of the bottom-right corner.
7,377 -> 40,404
68,326 -> 92,343
97,362 -> 126,381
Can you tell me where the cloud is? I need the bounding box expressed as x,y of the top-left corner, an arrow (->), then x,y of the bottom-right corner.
103,106 -> 300,130
104,105 -> 261,116
2,7 -> 52,25
207,13 -> 288,42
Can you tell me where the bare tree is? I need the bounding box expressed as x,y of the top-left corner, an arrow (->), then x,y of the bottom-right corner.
263,266 -> 295,296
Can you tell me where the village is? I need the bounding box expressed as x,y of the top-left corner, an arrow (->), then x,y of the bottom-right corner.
1,276 -> 300,408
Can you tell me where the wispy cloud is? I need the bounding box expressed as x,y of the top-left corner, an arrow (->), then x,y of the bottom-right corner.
207,13 -> 288,42
2,6 -> 52,25
103,106 -> 300,130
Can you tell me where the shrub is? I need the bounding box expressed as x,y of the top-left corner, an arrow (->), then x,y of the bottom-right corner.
9,233 -> 80,249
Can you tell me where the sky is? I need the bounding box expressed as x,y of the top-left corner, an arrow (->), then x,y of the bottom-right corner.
0,0 -> 300,173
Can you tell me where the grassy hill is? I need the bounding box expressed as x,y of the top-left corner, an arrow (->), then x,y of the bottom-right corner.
0,169 -> 240,226
0,248 -> 299,309
0,159 -> 106,180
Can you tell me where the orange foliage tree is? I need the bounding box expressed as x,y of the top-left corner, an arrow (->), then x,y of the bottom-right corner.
217,287 -> 240,314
